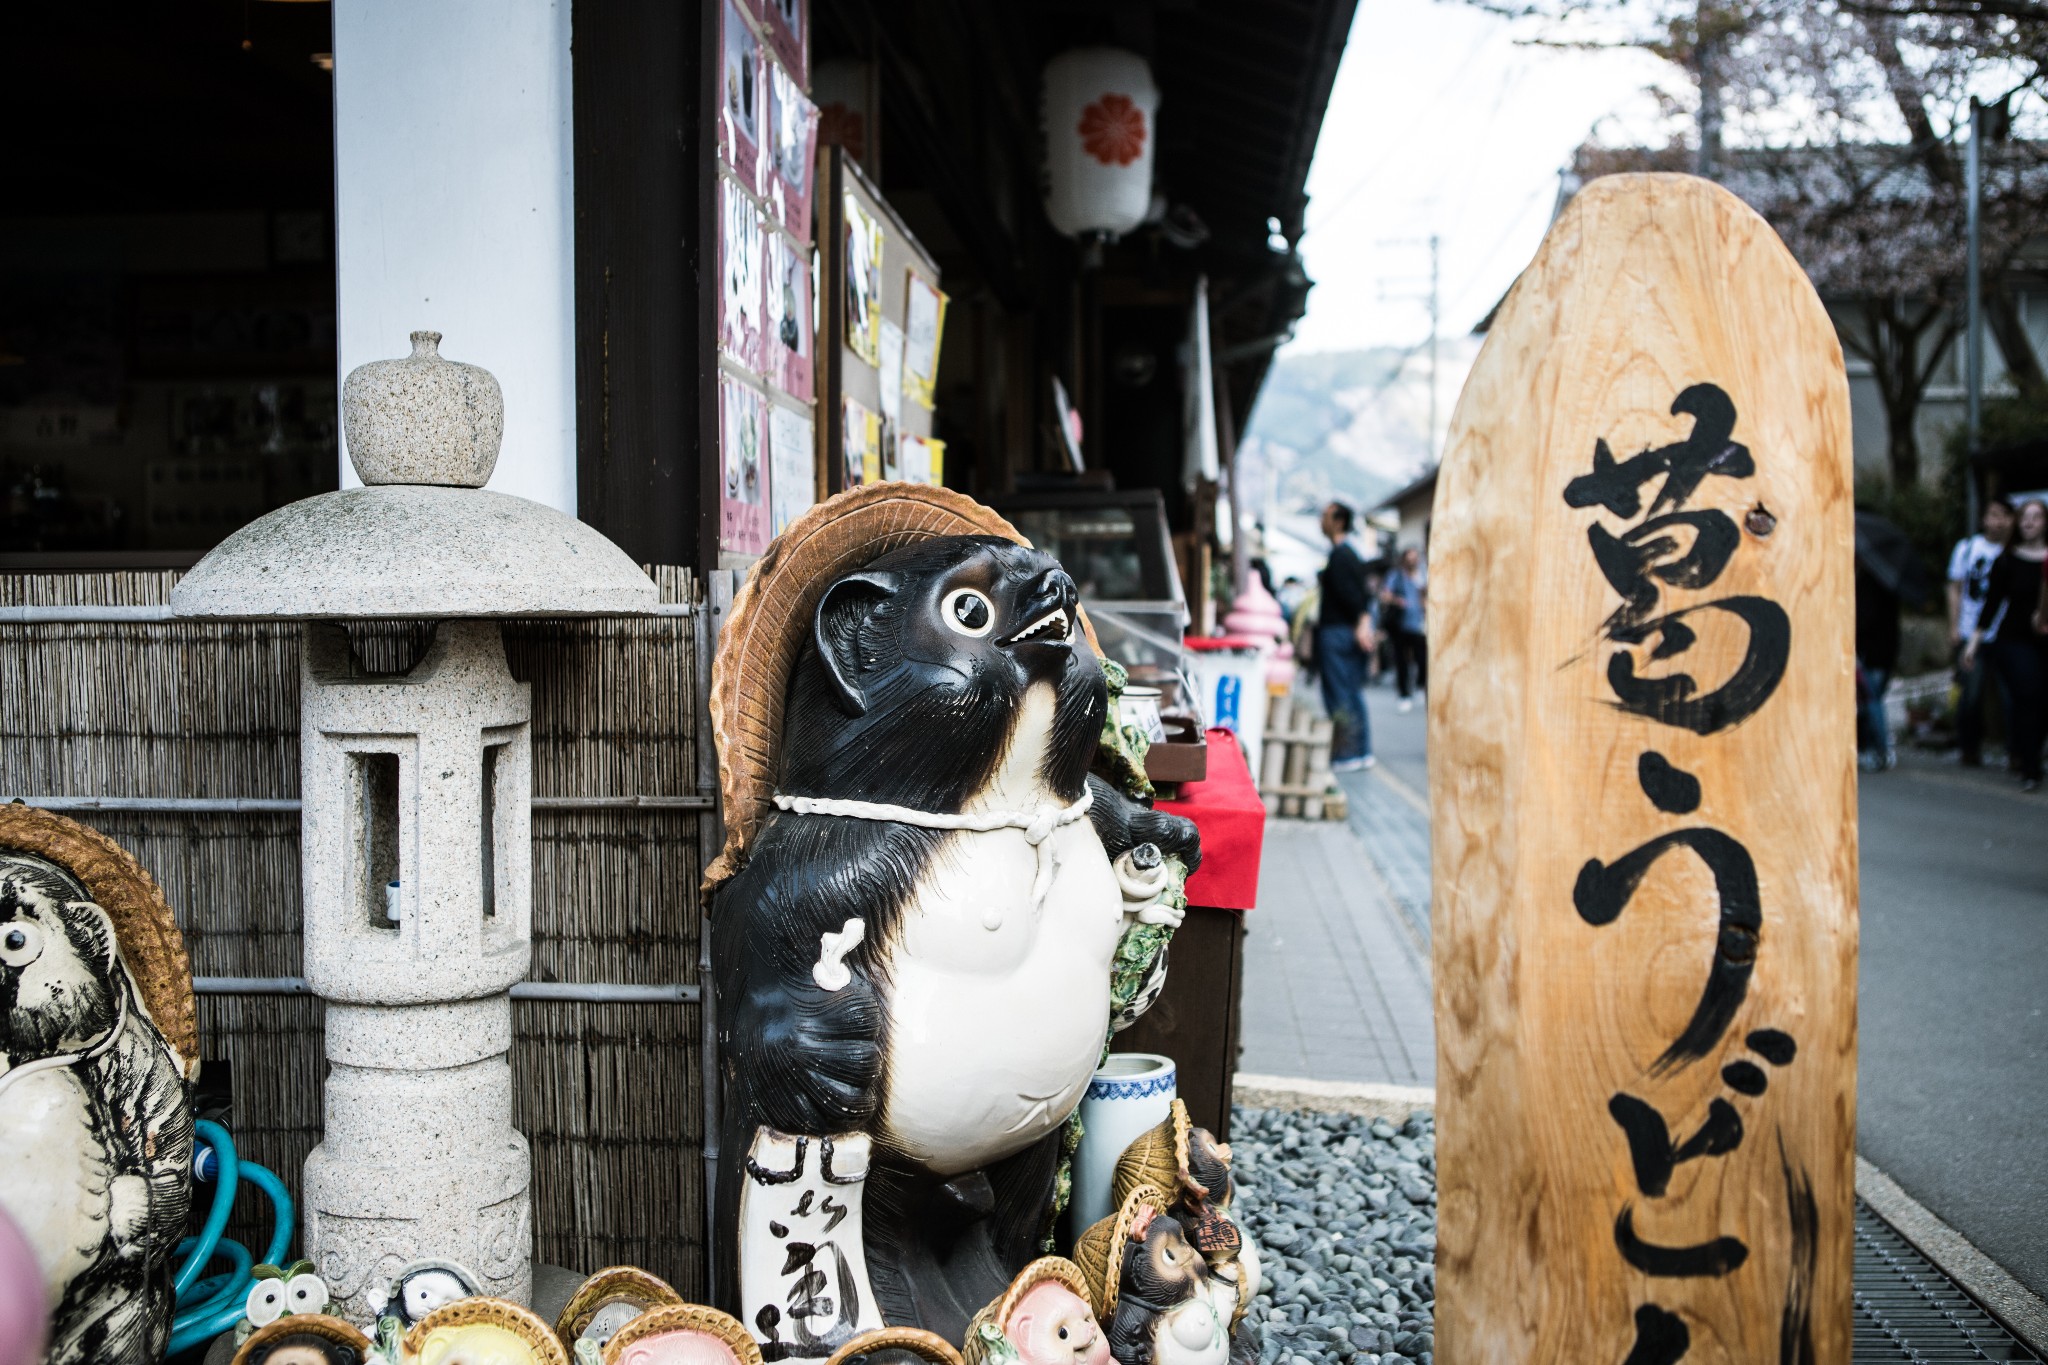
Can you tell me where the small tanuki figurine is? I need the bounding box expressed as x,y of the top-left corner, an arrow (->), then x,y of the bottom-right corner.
1072,1187 -> 1227,1365
597,1304 -> 762,1365
233,1313 -> 374,1365
0,805 -> 199,1365
555,1267 -> 687,1358
396,1298 -> 569,1365
1107,1105 -> 1259,1353
367,1259 -> 486,1356
705,486 -> 1200,1352
237,1261 -> 340,1346
962,1259 -> 1109,1365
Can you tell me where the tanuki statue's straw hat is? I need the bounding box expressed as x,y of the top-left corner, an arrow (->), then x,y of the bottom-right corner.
0,802 -> 198,1073
553,1265 -> 684,1346
961,1257 -> 1096,1365
231,1313 -> 372,1365
403,1297 -> 569,1365
821,1326 -> 965,1365
1109,1098 -> 1198,1212
703,481 -> 1098,896
1071,1182 -> 1171,1319
602,1303 -> 763,1365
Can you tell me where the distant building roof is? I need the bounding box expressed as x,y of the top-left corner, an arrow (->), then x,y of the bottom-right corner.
1374,465 -> 1438,515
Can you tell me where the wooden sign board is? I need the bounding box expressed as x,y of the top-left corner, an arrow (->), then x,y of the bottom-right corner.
1429,174 -> 1857,1363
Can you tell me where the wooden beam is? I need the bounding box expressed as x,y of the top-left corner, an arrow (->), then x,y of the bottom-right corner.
571,1 -> 705,568
1430,174 -> 1857,1364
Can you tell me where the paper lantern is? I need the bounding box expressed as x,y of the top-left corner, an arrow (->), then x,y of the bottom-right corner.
1042,48 -> 1158,240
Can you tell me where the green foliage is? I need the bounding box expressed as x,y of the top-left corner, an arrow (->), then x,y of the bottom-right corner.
1956,394 -> 2048,463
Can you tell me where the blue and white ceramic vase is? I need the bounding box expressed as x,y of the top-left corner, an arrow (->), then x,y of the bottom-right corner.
1072,1053 -> 1177,1235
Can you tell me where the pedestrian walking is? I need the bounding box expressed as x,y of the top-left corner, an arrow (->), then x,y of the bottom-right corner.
1856,560 -> 1900,771
1963,498 -> 2048,791
1947,497 -> 2014,767
1381,545 -> 1428,712
1316,500 -> 1376,772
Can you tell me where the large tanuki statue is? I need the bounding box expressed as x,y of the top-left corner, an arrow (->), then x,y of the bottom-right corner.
705,486 -> 1198,1355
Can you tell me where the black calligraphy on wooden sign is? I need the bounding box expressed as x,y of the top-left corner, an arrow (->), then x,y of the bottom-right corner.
1564,384 -> 1814,1364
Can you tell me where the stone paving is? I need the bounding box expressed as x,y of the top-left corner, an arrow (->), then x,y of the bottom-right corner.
1240,688 -> 1435,1088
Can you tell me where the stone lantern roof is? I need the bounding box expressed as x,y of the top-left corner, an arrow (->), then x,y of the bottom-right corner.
171,331 -> 657,621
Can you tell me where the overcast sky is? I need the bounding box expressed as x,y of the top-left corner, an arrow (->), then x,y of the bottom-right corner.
1288,0 -> 1680,355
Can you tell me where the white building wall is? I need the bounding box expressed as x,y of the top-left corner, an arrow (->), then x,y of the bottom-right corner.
332,0 -> 576,513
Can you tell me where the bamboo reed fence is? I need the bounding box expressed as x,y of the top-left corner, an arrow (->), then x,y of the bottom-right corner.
0,567 -> 710,1295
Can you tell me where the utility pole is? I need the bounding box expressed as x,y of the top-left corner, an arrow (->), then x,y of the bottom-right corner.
1428,233 -> 1441,455
1378,233 -> 1442,461
1696,3 -> 1723,180
1966,96 -> 1983,528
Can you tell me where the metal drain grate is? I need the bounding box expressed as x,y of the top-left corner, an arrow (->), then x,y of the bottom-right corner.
1856,1200 -> 2043,1363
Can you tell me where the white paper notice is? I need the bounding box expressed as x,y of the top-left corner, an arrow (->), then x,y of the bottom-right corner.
905,273 -> 941,405
898,433 -> 930,486
769,402 -> 815,536
878,318 -> 905,430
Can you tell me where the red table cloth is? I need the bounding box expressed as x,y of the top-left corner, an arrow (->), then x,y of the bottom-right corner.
1155,727 -> 1265,912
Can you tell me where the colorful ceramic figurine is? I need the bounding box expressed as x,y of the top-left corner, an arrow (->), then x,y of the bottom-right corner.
398,1298 -> 569,1365
1108,1106 -> 1258,1360
0,808 -> 199,1365
555,1267 -> 687,1358
599,1305 -> 764,1365
1073,1188 -> 1226,1365
962,1259 -> 1108,1365
233,1313 -> 374,1365
238,1262 -> 339,1345
705,488 -> 1200,1351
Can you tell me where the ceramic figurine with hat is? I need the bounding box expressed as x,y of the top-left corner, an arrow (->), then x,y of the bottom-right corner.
961,1259 -> 1108,1365
705,484 -> 1201,1350
555,1267 -> 687,1359
233,1313 -> 375,1365
1107,1105 -> 1259,1353
0,804 -> 199,1365
596,1304 -> 763,1365
395,1297 -> 569,1365
1071,1187 -> 1226,1365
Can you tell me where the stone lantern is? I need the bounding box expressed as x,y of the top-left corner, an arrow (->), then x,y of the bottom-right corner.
171,332 -> 657,1316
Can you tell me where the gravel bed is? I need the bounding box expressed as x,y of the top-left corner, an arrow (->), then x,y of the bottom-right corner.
1230,1105 -> 1436,1365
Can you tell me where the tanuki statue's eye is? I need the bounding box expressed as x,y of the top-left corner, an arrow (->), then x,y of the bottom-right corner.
942,587 -> 994,637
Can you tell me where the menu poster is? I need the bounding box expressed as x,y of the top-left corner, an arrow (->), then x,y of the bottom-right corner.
764,55 -> 819,237
904,272 -> 947,411
842,397 -> 880,487
769,400 -> 815,536
762,0 -> 806,84
719,179 -> 766,370
717,0 -> 761,187
844,195 -> 883,367
721,374 -> 771,553
764,230 -> 815,402
898,434 -> 945,488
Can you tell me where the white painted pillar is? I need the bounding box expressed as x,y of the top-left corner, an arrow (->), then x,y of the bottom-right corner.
332,0 -> 577,513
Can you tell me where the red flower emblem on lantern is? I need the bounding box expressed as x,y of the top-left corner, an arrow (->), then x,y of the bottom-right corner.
1077,92 -> 1147,167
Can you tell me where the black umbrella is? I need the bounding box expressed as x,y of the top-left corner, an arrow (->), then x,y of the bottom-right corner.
1854,511 -> 1932,604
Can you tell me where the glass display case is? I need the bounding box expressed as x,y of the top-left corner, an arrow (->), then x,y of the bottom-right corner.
993,489 -> 1188,677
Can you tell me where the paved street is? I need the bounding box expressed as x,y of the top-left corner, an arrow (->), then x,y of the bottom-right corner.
1242,678 -> 2048,1301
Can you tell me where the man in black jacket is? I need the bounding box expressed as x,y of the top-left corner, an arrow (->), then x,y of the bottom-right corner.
1317,500 -> 1376,771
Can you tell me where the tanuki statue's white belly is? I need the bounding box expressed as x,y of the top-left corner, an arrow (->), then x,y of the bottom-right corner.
877,817 -> 1124,1176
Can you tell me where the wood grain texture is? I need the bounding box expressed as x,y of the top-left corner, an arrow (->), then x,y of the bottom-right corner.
1429,174 -> 1857,1364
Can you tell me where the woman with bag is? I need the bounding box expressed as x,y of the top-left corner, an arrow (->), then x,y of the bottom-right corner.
1317,500 -> 1377,771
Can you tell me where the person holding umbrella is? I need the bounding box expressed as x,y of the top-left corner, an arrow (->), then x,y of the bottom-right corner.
1854,511 -> 1932,772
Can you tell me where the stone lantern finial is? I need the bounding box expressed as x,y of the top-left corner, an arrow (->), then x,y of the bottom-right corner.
342,330 -> 505,488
